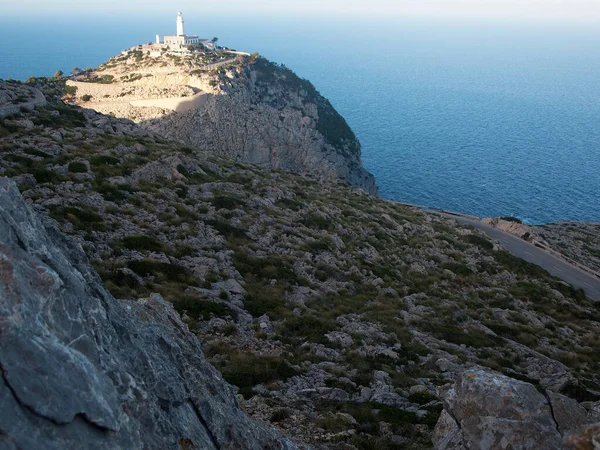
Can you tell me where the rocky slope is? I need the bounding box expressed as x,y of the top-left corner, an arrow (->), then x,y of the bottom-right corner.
2,79 -> 600,449
0,177 -> 300,449
67,47 -> 378,195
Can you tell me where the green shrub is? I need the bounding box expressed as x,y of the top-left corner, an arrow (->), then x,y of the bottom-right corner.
173,295 -> 230,320
68,161 -> 87,173
270,409 -> 292,423
233,251 -> 296,283
509,282 -> 551,303
31,168 -> 61,183
64,85 -> 78,96
127,259 -> 195,284
91,181 -> 129,202
23,147 -> 51,158
90,155 -> 120,166
213,350 -> 297,395
280,314 -> 336,344
464,234 -> 494,251
120,235 -> 164,252
32,104 -> 86,128
276,197 -> 304,211
408,390 -> 437,405
441,262 -> 474,276
209,194 -> 246,210
494,251 -> 549,279
205,219 -> 247,241
49,205 -> 105,231
301,213 -> 331,231
243,283 -> 286,317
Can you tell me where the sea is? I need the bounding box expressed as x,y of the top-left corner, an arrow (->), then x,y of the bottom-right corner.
1,14 -> 599,224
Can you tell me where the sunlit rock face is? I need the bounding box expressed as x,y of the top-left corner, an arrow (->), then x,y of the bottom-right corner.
68,51 -> 379,195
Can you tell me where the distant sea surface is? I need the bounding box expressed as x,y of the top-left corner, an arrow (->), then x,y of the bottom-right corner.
1,15 -> 599,224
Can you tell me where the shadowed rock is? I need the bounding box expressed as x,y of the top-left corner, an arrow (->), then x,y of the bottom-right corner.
433,368 -> 598,450
0,178 -> 299,449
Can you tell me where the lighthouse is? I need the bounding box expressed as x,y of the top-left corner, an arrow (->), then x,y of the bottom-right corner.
161,12 -> 204,50
176,11 -> 185,36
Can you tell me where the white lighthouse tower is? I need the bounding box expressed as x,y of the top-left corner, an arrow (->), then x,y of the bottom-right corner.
176,11 -> 185,36
162,12 -> 203,50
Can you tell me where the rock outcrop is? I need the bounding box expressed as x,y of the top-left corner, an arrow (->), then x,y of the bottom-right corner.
69,49 -> 378,195
433,368 -> 599,450
0,178 -> 299,449
0,80 -> 46,119
143,58 -> 378,195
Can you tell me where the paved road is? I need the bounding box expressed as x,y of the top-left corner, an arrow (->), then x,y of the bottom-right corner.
429,211 -> 600,301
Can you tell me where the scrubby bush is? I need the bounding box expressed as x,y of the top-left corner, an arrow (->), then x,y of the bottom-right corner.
120,235 -> 164,252
68,161 -> 87,173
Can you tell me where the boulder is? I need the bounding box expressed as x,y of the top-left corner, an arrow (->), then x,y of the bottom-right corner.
434,367 -> 564,449
548,392 -> 590,435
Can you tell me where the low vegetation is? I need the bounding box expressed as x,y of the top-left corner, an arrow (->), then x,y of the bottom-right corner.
1,78 -> 599,449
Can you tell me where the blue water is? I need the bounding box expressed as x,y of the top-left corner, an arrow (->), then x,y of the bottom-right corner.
1,14 -> 599,224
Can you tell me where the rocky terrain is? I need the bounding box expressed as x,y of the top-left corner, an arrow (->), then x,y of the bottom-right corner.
1,78 -> 600,449
0,177 -> 300,449
67,47 -> 378,195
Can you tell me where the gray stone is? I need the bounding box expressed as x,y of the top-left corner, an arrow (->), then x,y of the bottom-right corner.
410,385 -> 429,395
325,331 -> 354,348
548,392 -> 590,435
0,178 -> 299,449
434,367 -> 564,449
433,410 -> 465,450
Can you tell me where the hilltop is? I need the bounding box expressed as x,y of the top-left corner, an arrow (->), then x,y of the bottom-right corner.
1,77 -> 600,448
64,46 -> 378,195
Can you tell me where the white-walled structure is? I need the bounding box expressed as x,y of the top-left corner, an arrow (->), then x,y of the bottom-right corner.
176,12 -> 185,36
160,12 -> 206,50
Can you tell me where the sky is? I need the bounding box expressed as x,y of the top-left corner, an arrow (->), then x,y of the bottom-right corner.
2,0 -> 600,21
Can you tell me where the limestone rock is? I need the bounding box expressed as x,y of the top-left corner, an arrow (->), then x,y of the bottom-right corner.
548,392 -> 590,436
434,367 -> 564,449
0,178 -> 299,449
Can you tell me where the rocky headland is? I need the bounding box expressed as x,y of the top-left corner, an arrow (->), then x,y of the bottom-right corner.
1,65 -> 600,450
66,46 -> 378,195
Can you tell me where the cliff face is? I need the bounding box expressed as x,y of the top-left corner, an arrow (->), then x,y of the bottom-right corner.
143,58 -> 378,195
0,178 -> 299,449
67,50 -> 378,195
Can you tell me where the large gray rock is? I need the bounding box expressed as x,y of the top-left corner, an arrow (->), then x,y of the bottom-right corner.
0,178 -> 299,449
434,368 -> 565,449
548,392 -> 590,436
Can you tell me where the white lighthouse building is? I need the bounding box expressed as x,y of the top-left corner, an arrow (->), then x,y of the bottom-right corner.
159,12 -> 204,50
176,11 -> 185,36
